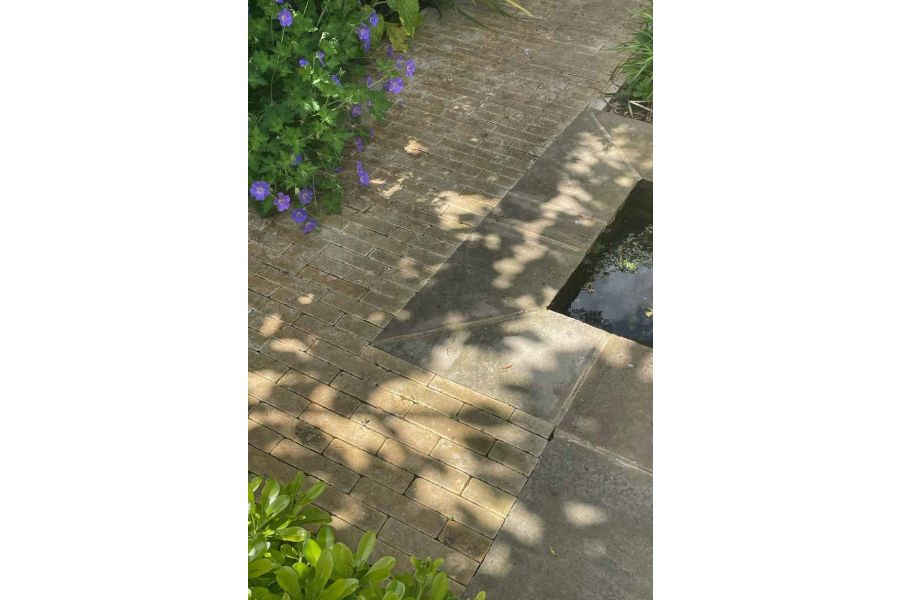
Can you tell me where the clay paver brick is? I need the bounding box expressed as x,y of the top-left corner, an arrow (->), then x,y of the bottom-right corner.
487,439 -> 539,476
263,321 -> 317,353
405,405 -> 494,455
307,340 -> 389,384
271,438 -> 360,493
298,266 -> 368,299
439,521 -> 493,562
276,369 -> 361,417
248,394 -> 260,413
293,314 -> 368,355
462,478 -> 516,517
300,403 -> 387,454
249,273 -> 279,297
324,439 -> 414,493
248,328 -> 267,351
378,439 -> 469,494
351,478 -> 446,537
377,518 -> 479,585
332,372 -> 413,418
321,291 -> 392,326
509,408 -> 555,438
359,289 -> 409,315
431,438 -> 526,495
405,478 -> 504,538
248,420 -> 282,453
249,350 -> 289,383
269,288 -> 345,324
335,314 -> 383,341
261,339 -> 340,384
317,227 -> 376,257
352,405 -> 440,455
361,346 -> 434,386
456,405 -> 547,456
249,403 -> 333,452
257,265 -> 327,299
247,373 -> 309,417
380,377 -> 462,417
322,244 -> 389,277
428,376 -> 514,420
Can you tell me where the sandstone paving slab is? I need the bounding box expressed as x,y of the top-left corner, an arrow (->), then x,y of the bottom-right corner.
465,435 -> 652,600
559,335 -> 653,470
376,310 -> 610,422
592,110 -> 654,182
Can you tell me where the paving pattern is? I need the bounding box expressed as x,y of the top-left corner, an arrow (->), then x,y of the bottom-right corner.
249,1 -> 644,595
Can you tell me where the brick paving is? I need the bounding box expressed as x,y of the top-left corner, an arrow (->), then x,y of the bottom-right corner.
249,0 -> 642,593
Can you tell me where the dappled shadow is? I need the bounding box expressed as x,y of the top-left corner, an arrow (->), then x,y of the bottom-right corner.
247,0 -> 650,592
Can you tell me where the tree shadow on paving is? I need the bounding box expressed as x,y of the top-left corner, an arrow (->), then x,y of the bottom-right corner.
358,106 -> 645,421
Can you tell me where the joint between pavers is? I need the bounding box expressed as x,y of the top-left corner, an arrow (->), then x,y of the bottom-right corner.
550,328 -> 611,426
373,308 -> 544,345
552,428 -> 652,476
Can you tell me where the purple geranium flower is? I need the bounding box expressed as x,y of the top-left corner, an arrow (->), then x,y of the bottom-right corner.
366,75 -> 374,88
299,187 -> 313,204
299,58 -> 309,68
405,59 -> 416,77
395,55 -> 405,70
331,74 -> 341,85
354,136 -> 364,153
277,8 -> 292,26
303,218 -> 318,234
369,11 -> 380,27
356,161 -> 370,187
386,44 -> 394,58
357,25 -> 370,42
386,77 -> 404,94
274,192 -> 291,212
350,103 -> 363,117
249,181 -> 270,201
291,207 -> 309,224
334,166 -> 343,173
362,38 -> 371,52
292,153 -> 303,165
275,0 -> 284,3
316,50 -> 325,66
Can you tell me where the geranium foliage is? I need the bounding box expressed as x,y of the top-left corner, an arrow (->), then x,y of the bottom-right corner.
248,0 -> 417,233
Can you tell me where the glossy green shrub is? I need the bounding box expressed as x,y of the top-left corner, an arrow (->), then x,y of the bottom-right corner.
249,473 -> 486,600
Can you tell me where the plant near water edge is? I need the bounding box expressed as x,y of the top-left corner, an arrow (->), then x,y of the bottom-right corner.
608,7 -> 653,110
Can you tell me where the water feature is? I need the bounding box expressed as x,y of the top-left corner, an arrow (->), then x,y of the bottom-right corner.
549,180 -> 653,346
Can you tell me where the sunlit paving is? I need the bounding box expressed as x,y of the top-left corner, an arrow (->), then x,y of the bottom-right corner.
248,0 -> 652,598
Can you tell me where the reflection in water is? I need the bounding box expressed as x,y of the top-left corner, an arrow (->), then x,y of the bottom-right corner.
550,180 -> 653,346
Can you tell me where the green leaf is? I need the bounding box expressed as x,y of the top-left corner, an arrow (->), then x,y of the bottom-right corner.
317,524 -> 336,549
275,566 -> 303,599
266,495 -> 291,517
397,0 -> 421,37
303,539 -> 322,566
249,558 -> 278,579
428,572 -> 448,600
274,526 -> 308,542
312,549 -> 334,592
356,530 -> 376,563
386,23 -> 408,53
331,543 -> 354,579
362,556 -> 395,584
248,539 -> 268,563
320,578 -> 360,600
261,479 -> 281,512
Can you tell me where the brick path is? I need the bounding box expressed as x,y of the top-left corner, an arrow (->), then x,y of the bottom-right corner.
249,0 -> 642,594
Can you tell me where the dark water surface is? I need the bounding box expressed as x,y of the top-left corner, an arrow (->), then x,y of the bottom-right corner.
550,180 -> 653,346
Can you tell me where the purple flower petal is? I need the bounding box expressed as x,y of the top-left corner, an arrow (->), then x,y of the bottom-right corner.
249,181 -> 270,201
